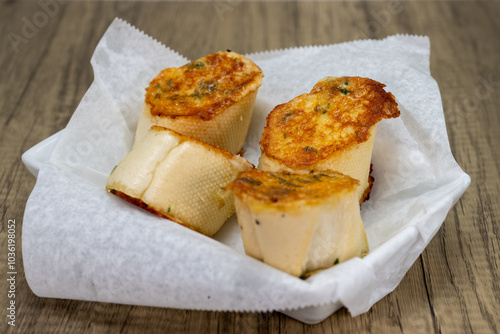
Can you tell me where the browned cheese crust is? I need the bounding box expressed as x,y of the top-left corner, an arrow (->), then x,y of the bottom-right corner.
260,76 -> 400,168
227,169 -> 359,210
145,51 -> 263,121
362,164 -> 375,203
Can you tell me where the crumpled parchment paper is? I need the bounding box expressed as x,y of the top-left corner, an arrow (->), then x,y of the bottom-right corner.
22,18 -> 470,322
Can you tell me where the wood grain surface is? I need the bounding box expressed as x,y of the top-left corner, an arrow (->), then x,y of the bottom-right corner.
1,1 -> 499,333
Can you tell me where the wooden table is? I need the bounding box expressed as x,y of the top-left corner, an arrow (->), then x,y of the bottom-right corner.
1,1 -> 499,333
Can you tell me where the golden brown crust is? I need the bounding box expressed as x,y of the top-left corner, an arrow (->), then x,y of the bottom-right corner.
227,169 -> 359,208
360,164 -> 375,204
260,76 -> 399,168
145,51 -> 263,121
108,189 -> 206,234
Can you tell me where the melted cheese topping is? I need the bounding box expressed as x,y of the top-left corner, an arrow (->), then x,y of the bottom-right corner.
228,169 -> 359,211
260,76 -> 400,168
145,51 -> 263,120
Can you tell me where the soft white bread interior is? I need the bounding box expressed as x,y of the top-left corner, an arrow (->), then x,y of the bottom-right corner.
227,169 -> 369,277
107,126 -> 253,236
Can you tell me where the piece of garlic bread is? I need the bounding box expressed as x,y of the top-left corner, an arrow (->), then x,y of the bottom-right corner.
135,51 -> 264,154
227,169 -> 369,277
107,126 -> 253,237
259,76 -> 400,202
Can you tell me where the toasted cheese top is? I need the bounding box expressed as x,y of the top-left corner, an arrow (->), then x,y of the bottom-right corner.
145,51 -> 263,120
228,169 -> 359,211
260,76 -> 400,168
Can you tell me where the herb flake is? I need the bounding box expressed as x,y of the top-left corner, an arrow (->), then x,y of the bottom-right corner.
240,177 -> 263,186
303,146 -> 318,153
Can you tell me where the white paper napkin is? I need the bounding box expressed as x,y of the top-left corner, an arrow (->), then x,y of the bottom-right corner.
22,18 -> 470,321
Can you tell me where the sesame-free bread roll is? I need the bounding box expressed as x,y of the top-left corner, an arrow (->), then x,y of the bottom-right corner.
259,76 -> 400,202
135,51 -> 264,154
227,169 -> 368,277
107,126 -> 253,237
